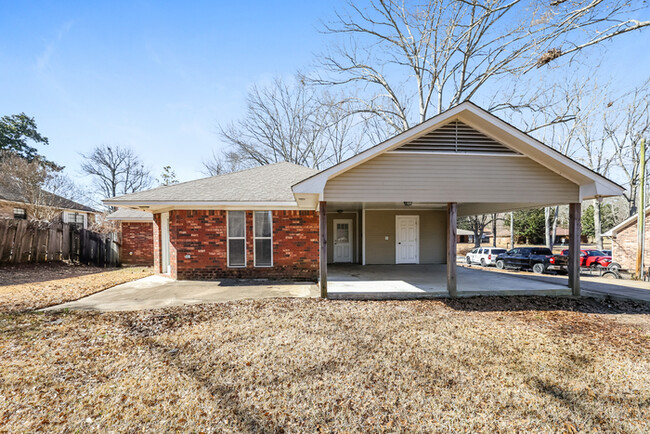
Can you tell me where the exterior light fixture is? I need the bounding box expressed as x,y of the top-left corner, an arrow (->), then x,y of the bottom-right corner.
404,201 -> 413,207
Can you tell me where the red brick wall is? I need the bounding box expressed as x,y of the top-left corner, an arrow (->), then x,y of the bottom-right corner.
612,215 -> 650,272
120,222 -> 154,266
158,209 -> 318,280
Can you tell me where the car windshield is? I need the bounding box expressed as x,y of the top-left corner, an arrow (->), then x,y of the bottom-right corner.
586,250 -> 605,256
531,248 -> 552,255
492,249 -> 506,254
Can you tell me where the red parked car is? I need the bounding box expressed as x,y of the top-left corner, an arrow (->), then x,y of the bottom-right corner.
561,249 -> 612,268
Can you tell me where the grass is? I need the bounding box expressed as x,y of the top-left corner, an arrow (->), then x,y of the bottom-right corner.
0,264 -> 153,313
1,296 -> 649,432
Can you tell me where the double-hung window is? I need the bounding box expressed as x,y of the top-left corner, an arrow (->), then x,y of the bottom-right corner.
13,208 -> 27,219
227,211 -> 246,267
254,211 -> 272,267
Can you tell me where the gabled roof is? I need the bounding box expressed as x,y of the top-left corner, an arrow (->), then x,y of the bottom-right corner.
0,183 -> 95,212
104,162 -> 318,207
602,207 -> 650,236
106,208 -> 153,222
293,101 -> 624,201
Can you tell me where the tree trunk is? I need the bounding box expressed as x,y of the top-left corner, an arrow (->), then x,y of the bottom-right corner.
492,213 -> 497,247
545,207 -> 552,250
552,206 -> 559,247
510,212 -> 515,249
594,199 -> 603,250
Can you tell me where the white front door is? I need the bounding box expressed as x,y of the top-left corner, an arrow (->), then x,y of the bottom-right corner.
396,215 -> 419,264
161,212 -> 171,274
333,219 -> 353,263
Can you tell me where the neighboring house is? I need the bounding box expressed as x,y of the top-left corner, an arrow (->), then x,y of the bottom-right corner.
457,229 -> 490,244
0,184 -> 96,229
603,207 -> 650,272
105,102 -> 623,296
106,208 -> 154,266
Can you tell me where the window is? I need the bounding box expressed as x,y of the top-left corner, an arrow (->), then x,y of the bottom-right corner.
66,212 -> 85,229
254,211 -> 272,267
13,208 -> 27,219
227,211 -> 246,267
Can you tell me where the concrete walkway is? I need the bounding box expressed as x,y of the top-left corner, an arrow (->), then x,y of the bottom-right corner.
47,275 -> 318,312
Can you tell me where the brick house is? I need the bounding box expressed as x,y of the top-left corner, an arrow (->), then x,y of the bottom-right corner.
106,208 -> 154,266
0,184 -> 96,228
105,102 -> 623,296
605,207 -> 650,272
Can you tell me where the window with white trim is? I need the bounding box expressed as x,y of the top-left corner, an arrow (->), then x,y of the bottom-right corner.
13,208 -> 27,219
65,212 -> 85,229
254,211 -> 272,267
227,211 -> 246,267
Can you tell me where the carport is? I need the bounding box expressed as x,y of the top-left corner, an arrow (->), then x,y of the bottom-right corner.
292,102 -> 625,298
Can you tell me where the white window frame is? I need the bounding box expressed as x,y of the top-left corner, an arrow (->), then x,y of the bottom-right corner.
13,208 -> 27,219
227,211 -> 246,268
64,211 -> 86,229
253,211 -> 273,268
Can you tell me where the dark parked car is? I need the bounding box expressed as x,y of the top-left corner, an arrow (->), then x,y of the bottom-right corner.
495,247 -> 568,274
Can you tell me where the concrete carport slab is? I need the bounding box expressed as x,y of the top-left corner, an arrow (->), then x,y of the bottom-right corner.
46,275 -> 319,312
327,264 -> 571,299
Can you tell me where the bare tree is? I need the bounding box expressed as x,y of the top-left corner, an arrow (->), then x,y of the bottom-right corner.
80,145 -> 153,204
312,0 -> 649,132
205,77 -> 363,173
0,152 -> 86,221
459,214 -> 491,247
606,82 -> 650,217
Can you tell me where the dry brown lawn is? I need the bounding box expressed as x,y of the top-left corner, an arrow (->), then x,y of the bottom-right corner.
1,296 -> 649,432
0,263 -> 153,312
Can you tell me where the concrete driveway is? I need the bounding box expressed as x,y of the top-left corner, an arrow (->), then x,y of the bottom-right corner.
47,275 -> 319,312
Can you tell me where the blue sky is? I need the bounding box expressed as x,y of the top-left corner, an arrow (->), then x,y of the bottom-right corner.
1,0 -> 649,192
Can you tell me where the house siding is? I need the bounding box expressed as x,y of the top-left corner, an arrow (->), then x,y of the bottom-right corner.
120,222 -> 154,266
156,210 -> 319,280
324,153 -> 580,203
612,215 -> 650,272
364,210 -> 446,264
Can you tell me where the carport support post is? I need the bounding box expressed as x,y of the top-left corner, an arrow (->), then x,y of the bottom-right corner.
447,203 -> 458,297
319,201 -> 327,298
568,202 -> 581,296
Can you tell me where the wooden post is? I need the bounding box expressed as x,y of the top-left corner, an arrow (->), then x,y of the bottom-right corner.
568,203 -> 581,296
319,201 -> 328,298
447,203 -> 458,297
636,138 -> 646,279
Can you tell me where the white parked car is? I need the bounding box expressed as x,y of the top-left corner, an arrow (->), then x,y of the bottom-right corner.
466,247 -> 508,267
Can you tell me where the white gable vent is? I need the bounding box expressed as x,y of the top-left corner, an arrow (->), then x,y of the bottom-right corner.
394,120 -> 519,154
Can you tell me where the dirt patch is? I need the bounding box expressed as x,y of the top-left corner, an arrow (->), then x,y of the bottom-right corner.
0,262 -> 106,286
0,265 -> 153,313
1,297 -> 648,432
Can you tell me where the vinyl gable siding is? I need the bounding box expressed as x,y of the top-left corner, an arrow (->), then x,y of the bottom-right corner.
323,153 -> 580,203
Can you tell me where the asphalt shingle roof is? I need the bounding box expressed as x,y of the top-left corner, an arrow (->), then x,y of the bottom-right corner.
105,162 -> 319,204
106,208 -> 153,221
0,183 -> 95,212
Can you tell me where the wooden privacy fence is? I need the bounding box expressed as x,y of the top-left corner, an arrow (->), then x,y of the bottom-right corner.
0,219 -> 120,267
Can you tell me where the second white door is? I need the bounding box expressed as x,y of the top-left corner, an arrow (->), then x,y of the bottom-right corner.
333,219 -> 353,263
396,215 -> 419,264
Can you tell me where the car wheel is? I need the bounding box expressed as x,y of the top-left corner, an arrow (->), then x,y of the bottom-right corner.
533,263 -> 545,274
609,262 -> 621,272
466,256 -> 471,265
602,271 -> 620,279
496,260 -> 505,269
480,258 -> 487,267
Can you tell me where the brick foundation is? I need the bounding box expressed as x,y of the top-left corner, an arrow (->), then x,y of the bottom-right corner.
120,222 -> 154,266
154,210 -> 319,281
